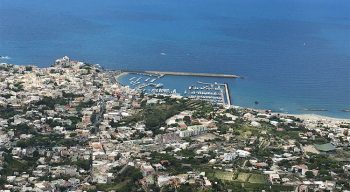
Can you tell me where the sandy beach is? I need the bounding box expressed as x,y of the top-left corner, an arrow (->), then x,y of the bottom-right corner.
289,113 -> 350,123
235,105 -> 350,123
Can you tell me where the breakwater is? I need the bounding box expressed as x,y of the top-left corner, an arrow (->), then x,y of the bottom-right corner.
120,70 -> 240,78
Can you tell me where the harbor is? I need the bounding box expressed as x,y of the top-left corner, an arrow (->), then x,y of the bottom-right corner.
115,70 -> 235,107
186,81 -> 232,106
115,70 -> 350,118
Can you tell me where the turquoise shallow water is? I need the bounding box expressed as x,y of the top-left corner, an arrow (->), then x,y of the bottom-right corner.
0,0 -> 349,118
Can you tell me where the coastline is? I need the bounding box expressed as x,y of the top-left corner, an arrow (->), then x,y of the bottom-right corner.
234,106 -> 350,122
114,72 -> 128,85
115,73 -> 350,121
287,113 -> 350,123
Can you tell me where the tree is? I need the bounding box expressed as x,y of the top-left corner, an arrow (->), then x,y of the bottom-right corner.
75,159 -> 91,171
246,160 -> 252,167
25,66 -> 33,71
278,159 -> 292,169
90,128 -> 97,134
183,116 -> 191,125
33,150 -> 40,159
305,171 -> 314,178
109,119 -> 119,127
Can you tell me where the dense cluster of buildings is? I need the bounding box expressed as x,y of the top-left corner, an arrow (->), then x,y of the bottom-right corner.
0,57 -> 349,191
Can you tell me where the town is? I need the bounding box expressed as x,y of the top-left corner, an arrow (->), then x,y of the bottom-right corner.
0,57 -> 349,191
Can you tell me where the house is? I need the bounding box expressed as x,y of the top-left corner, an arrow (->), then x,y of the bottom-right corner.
157,175 -> 176,187
342,164 -> 350,172
203,177 -> 212,187
153,163 -> 164,171
223,153 -> 237,162
141,165 -> 155,176
269,173 -> 280,183
93,151 -> 107,161
292,164 -> 308,176
236,150 -> 250,158
255,162 -> 268,169
92,172 -> 113,184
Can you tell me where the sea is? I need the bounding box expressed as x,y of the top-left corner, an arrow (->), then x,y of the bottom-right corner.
0,0 -> 349,118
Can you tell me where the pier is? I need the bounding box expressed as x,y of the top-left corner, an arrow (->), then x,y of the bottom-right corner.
195,81 -> 232,107
120,70 -> 240,78
224,83 -> 231,106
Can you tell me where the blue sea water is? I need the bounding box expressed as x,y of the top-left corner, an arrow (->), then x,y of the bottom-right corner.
0,0 -> 349,118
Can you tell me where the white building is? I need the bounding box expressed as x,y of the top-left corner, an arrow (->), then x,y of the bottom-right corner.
179,125 -> 207,138
223,153 -> 237,162
236,150 -> 251,158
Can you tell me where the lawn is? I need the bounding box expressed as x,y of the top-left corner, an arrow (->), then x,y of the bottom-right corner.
209,171 -> 267,184
236,172 -> 250,182
212,171 -> 236,181
208,170 -> 293,191
234,123 -> 264,139
248,174 -> 267,184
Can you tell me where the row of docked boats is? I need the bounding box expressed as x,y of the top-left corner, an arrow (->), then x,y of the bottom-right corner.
129,76 -> 162,87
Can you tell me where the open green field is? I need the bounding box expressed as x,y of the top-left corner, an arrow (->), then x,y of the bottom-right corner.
237,172 -> 251,182
207,170 -> 294,191
209,170 -> 236,181
248,174 -> 267,183
208,170 -> 267,184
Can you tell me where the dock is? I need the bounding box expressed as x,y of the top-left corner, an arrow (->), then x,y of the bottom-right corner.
114,69 -> 237,107
187,81 -> 232,107
224,83 -> 232,106
120,70 -> 240,78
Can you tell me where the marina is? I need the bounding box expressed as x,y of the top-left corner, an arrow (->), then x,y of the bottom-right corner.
115,71 -> 349,117
116,70 -> 233,107
186,81 -> 231,106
